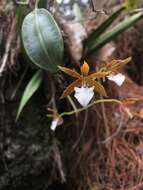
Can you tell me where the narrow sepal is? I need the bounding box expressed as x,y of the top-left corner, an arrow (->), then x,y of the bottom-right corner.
60,78 -> 82,99
58,66 -> 81,78
106,57 -> 131,72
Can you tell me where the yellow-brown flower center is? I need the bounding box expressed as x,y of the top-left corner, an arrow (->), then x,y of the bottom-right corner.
80,62 -> 89,76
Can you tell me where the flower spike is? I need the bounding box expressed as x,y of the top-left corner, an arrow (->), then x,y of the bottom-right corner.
59,58 -> 130,107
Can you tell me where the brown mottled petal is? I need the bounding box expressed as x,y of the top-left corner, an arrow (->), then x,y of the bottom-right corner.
88,71 -> 111,79
80,62 -> 89,76
60,78 -> 82,99
86,78 -> 107,97
107,57 -> 131,71
58,66 -> 81,78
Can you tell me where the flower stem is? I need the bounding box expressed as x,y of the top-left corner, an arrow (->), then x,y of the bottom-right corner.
59,98 -> 122,118
35,0 -> 40,8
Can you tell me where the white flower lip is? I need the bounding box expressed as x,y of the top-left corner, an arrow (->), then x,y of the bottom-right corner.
50,117 -> 63,131
107,73 -> 125,86
74,86 -> 94,107
50,118 -> 59,131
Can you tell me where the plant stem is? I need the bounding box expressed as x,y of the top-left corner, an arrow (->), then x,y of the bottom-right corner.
67,95 -> 78,117
35,0 -> 40,8
59,99 -> 122,118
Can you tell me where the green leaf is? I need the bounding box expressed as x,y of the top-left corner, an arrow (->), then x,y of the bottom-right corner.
123,0 -> 141,10
16,0 -> 29,5
86,12 -> 143,55
38,0 -> 47,8
84,7 -> 124,49
73,3 -> 83,23
16,70 -> 43,120
22,8 -> 64,73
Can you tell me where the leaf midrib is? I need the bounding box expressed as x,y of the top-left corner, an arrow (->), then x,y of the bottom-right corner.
34,8 -> 55,67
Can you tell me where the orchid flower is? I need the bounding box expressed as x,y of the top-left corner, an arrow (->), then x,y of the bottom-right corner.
51,118 -> 60,131
58,62 -> 110,107
59,57 -> 131,107
107,73 -> 125,86
50,117 -> 63,131
48,108 -> 63,131
105,57 -> 131,86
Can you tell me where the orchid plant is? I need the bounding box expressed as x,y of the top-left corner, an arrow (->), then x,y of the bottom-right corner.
17,0 -> 141,126
59,57 -> 131,107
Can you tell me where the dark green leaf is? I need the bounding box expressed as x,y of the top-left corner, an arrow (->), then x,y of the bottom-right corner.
22,8 -> 64,73
84,7 -> 124,49
16,70 -> 43,120
86,12 -> 143,55
38,0 -> 47,8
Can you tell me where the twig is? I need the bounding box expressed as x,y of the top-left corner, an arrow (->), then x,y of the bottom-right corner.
72,108 -> 88,150
100,95 -> 110,145
98,113 -> 124,144
126,182 -> 143,190
0,78 -> 6,103
10,66 -> 28,100
0,17 -> 16,76
52,139 -> 66,183
46,74 -> 57,111
50,75 -> 57,111
67,95 -> 78,118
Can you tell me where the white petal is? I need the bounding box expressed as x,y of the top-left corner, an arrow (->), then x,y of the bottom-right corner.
50,118 -> 59,131
81,0 -> 89,4
107,73 -> 125,86
63,0 -> 70,3
56,0 -> 62,3
74,86 -> 94,107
